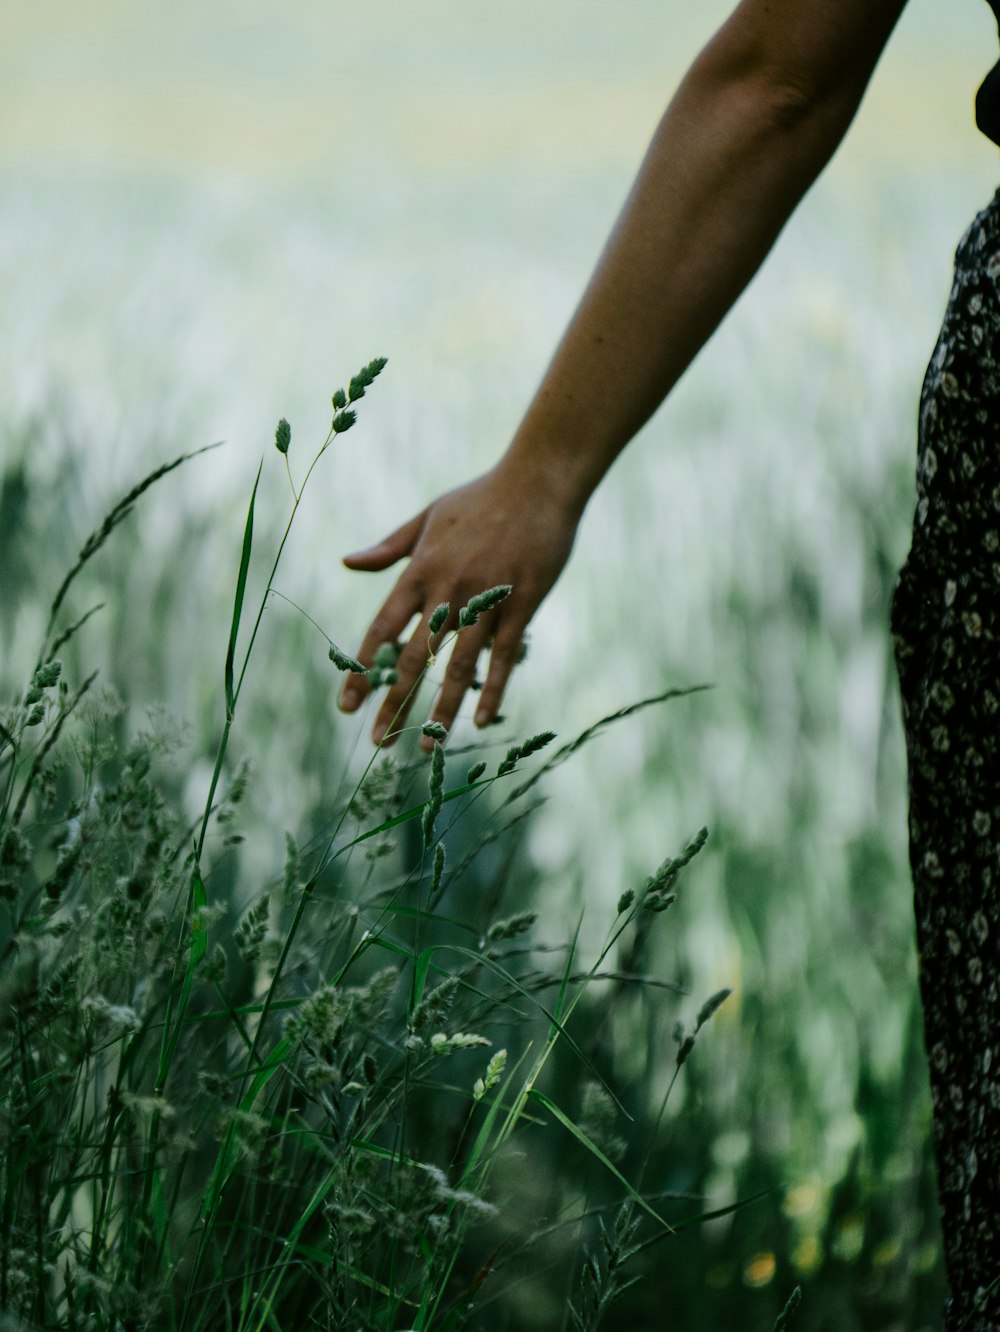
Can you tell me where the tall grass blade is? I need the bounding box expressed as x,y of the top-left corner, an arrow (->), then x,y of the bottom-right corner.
505,684 -> 713,804
40,442 -> 221,662
527,1089 -> 673,1235
48,600 -> 106,658
225,461 -> 262,721
157,863 -> 209,1088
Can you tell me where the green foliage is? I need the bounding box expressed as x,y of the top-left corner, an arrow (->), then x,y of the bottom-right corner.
0,377 -> 740,1332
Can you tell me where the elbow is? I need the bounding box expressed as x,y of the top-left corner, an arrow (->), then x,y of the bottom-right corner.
686,56 -> 865,160
739,71 -> 824,135
691,9 -> 872,139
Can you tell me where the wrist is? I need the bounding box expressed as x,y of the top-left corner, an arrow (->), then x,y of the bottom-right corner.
496,425 -> 601,522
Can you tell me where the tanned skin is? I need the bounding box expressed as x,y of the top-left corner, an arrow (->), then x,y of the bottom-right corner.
338,0 -> 909,747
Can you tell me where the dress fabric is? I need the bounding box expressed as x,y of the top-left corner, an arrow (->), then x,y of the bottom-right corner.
891,187 -> 1000,1330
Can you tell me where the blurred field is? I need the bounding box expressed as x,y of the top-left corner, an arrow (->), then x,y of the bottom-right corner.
3,0 -> 1000,1326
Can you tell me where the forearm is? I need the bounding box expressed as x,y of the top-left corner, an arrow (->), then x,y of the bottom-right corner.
499,30 -> 872,512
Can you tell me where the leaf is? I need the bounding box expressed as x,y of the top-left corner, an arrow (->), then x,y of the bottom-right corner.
410,948 -> 435,1016
528,1089 -> 674,1235
156,864 -> 209,1089
225,461 -> 262,721
349,775 -> 491,846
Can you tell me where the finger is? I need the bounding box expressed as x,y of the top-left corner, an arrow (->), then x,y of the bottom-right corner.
473,623 -> 526,728
342,508 -> 427,572
373,613 -> 439,746
338,583 -> 422,714
424,622 -> 492,746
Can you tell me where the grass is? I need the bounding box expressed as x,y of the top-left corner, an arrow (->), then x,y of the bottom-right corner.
0,374 -> 783,1331
0,164 -> 959,1326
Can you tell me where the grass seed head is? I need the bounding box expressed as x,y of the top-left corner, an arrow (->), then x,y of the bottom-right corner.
430,1031 -> 490,1055
304,1059 -> 342,1091
80,995 -> 141,1035
517,730 -> 556,758
421,741 -> 445,848
458,584 -> 512,627
348,356 -> 388,402
234,893 -> 271,963
496,745 -> 521,777
429,602 -> 450,635
329,643 -> 366,674
473,1047 -> 508,1101
274,418 -> 291,455
33,659 -> 62,690
695,987 -> 732,1032
198,1070 -> 231,1098
203,943 -> 228,985
121,1092 -> 176,1124
373,641 -> 400,669
217,1108 -> 268,1161
410,974 -> 459,1031
484,911 -> 537,947
429,842 -> 446,898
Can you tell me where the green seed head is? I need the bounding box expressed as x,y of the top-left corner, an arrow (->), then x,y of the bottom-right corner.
429,842 -> 447,898
373,641 -> 400,669
458,584 -> 512,628
33,660 -> 62,690
331,409 -> 357,434
676,1034 -> 696,1067
429,603 -> 450,635
695,987 -> 732,1032
332,388 -> 347,409
517,731 -> 556,759
329,644 -> 366,674
274,418 -> 291,455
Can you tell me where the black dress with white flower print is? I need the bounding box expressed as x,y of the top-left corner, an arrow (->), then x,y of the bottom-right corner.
891,186 -> 1000,1331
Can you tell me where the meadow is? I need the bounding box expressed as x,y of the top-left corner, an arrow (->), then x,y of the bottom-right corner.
3,1 -> 1000,1327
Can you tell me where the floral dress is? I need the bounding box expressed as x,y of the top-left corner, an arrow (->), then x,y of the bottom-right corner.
891,186 -> 1000,1331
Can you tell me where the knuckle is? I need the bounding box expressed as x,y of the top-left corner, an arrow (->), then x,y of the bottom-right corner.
448,649 -> 479,677
490,638 -> 520,666
368,617 -> 394,645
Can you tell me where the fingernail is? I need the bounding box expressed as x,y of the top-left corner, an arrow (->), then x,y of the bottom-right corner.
340,688 -> 359,712
475,707 -> 489,727
372,724 -> 386,746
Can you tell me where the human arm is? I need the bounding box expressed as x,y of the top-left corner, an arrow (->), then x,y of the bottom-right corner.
340,0 -> 909,745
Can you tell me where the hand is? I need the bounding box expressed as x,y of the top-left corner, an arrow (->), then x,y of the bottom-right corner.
338,462 -> 579,746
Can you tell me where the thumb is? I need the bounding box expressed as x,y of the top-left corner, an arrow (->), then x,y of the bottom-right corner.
342,508 -> 427,571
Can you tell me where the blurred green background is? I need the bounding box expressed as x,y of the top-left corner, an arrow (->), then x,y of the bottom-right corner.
2,1 -> 1000,1327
